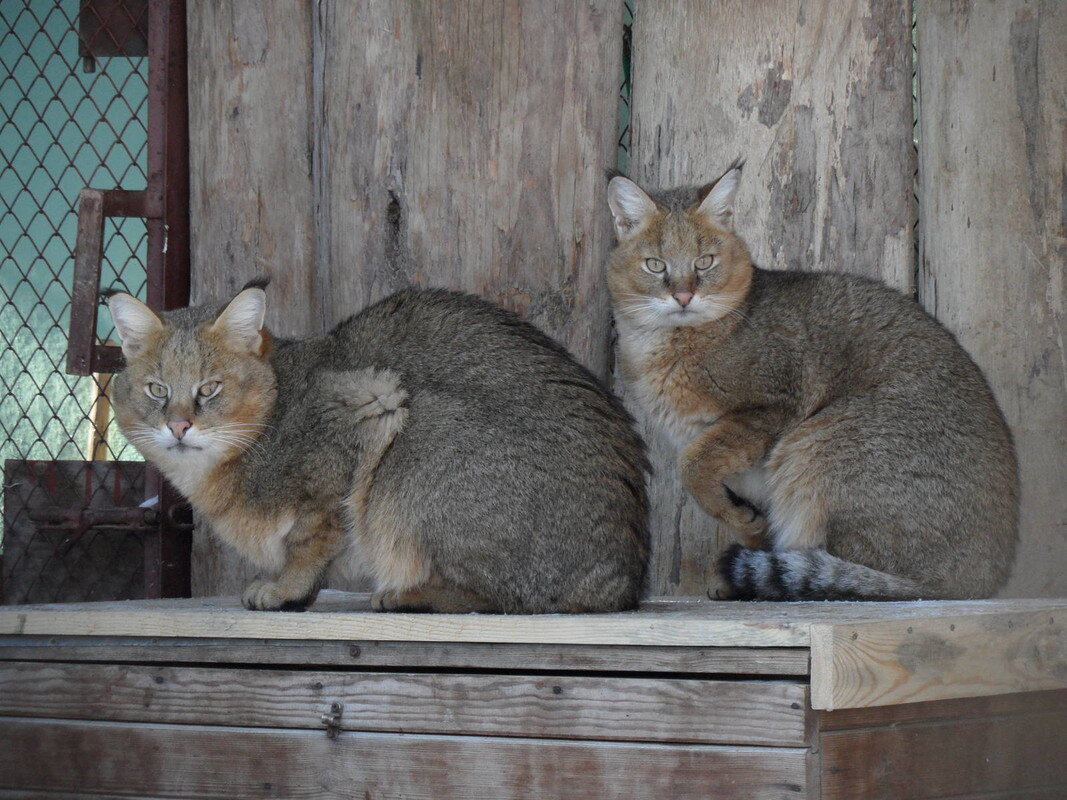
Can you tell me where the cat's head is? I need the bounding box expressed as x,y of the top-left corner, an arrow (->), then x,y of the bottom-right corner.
108,281 -> 276,484
606,162 -> 752,328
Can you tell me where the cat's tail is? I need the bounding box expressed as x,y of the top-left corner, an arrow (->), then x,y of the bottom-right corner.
717,544 -> 923,601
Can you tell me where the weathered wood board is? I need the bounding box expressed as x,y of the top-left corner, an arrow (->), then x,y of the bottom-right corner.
809,606 -> 1066,710
0,661 -> 808,745
818,691 -> 1067,799
0,719 -> 811,800
2,594 -> 1066,711
317,0 -> 621,375
187,0 -> 317,596
916,0 -> 1067,598
627,0 -> 916,596
0,635 -> 812,675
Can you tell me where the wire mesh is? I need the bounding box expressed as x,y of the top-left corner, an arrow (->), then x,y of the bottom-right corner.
616,0 -> 633,173
1,0 -> 149,603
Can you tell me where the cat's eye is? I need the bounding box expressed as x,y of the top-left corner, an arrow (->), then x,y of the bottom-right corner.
643,258 -> 667,274
198,381 -> 221,400
694,254 -> 718,271
145,382 -> 169,401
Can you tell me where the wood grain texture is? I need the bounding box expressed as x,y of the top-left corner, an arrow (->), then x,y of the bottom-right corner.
0,719 -> 810,800
4,594 -> 1066,653
627,0 -> 916,596
0,662 -> 808,746
817,686 -> 1067,730
0,593 -> 814,646
317,0 -> 620,375
916,0 -> 1067,598
0,635 -> 811,675
809,608 -> 1067,710
186,0 -> 317,596
819,698 -> 1067,799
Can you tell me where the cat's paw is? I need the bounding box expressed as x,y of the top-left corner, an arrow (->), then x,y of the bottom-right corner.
371,589 -> 398,612
371,588 -> 430,612
717,503 -> 768,540
350,369 -> 408,421
242,579 -> 311,612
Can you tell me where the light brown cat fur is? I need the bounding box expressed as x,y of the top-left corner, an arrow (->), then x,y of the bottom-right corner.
606,163 -> 1018,600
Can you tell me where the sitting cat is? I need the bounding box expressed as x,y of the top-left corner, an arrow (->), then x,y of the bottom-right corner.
605,163 -> 1018,600
108,282 -> 649,612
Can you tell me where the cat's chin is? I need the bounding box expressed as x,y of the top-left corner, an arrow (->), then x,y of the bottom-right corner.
165,442 -> 204,452
665,309 -> 710,327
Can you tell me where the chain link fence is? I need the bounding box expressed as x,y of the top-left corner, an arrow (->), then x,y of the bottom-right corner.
1,0 -> 150,603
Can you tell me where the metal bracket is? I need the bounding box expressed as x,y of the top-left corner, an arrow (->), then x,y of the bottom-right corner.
320,702 -> 344,739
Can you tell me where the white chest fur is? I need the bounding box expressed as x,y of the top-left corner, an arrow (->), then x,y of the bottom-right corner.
617,322 -> 771,511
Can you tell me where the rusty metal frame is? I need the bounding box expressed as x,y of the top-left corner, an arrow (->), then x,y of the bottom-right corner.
64,0 -> 192,598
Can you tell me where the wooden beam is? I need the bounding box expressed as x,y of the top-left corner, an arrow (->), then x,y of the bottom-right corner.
0,719 -> 810,799
317,0 -> 621,377
818,691 -> 1067,798
810,608 -> 1067,710
4,595 -> 1066,653
0,636 -> 811,676
0,662 -> 808,746
916,0 -> 1067,599
0,597 -> 812,646
187,0 -> 320,596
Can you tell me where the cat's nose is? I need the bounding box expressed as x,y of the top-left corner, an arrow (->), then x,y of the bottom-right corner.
168,419 -> 192,440
673,291 -> 694,308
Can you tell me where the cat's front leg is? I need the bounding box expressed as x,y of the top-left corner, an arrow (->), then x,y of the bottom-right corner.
241,509 -> 344,611
679,410 -> 782,546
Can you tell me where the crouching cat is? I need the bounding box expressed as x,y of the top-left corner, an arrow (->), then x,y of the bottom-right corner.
606,164 -> 1018,600
108,283 -> 649,612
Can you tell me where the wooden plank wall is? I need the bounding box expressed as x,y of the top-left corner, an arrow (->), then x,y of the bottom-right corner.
187,0 -> 621,593
188,1 -> 1065,598
628,0 -> 916,595
916,0 -> 1066,597
188,0 -> 317,594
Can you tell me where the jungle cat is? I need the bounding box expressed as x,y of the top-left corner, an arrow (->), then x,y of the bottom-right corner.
605,163 -> 1018,600
108,283 -> 649,613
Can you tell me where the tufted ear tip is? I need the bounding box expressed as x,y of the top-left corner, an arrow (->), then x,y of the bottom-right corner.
107,293 -> 164,359
210,286 -> 267,355
608,176 -> 657,240
696,162 -> 744,231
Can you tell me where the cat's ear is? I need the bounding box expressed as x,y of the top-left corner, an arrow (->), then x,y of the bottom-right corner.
108,293 -> 164,359
608,176 -> 657,240
210,287 -> 267,355
696,162 -> 743,230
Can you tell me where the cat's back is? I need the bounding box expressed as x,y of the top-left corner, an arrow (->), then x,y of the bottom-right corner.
331,288 -> 609,406
751,268 -> 1010,430
754,268 -> 978,374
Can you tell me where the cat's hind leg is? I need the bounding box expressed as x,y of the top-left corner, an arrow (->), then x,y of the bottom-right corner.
720,400 -> 930,600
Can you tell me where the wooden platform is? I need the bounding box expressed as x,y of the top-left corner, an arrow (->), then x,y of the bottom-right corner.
2,594 -> 1066,799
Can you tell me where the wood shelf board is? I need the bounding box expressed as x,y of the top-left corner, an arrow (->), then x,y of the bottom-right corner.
1,593 -> 1064,649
